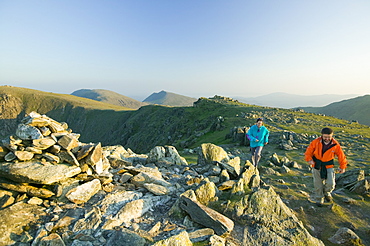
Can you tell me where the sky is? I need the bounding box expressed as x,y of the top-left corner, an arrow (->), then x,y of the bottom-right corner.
0,0 -> 369,101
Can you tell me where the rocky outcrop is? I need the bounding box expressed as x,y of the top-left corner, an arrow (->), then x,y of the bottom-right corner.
0,112 -> 327,245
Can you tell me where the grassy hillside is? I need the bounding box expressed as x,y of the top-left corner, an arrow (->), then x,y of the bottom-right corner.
0,86 -> 133,140
1,88 -> 370,244
71,89 -> 148,109
143,90 -> 197,106
301,94 -> 370,126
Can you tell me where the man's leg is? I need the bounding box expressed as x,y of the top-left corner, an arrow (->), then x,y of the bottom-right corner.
254,146 -> 263,167
312,168 -> 324,204
250,147 -> 257,166
324,168 -> 335,202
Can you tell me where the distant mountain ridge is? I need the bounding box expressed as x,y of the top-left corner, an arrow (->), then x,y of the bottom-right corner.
143,90 -> 197,106
300,94 -> 370,126
71,89 -> 148,109
235,92 -> 359,108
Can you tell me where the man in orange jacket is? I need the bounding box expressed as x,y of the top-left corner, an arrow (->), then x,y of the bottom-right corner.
305,127 -> 348,206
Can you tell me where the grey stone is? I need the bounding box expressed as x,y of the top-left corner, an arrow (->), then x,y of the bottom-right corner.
0,161 -> 81,184
152,230 -> 192,246
16,124 -> 43,140
66,179 -> 101,204
328,227 -> 362,245
102,197 -> 153,229
0,202 -> 46,246
198,143 -> 229,165
105,229 -> 147,246
180,195 -> 234,235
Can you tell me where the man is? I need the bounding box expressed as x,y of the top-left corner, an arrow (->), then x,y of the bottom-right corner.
247,118 -> 269,167
305,127 -> 347,206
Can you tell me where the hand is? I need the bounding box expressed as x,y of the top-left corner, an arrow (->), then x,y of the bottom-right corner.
338,168 -> 345,174
308,160 -> 315,166
255,139 -> 259,142
264,142 -> 268,145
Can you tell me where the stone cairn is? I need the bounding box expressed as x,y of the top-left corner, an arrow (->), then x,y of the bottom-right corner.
0,112 -> 327,246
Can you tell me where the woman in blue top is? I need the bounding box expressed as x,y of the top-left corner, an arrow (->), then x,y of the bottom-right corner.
247,118 -> 269,167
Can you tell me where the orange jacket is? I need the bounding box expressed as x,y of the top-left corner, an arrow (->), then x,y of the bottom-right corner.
305,137 -> 348,169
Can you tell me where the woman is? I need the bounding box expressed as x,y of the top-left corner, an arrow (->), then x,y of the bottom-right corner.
247,118 -> 269,167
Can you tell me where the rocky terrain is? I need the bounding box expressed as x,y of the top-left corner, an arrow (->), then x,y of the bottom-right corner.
0,112 -> 368,246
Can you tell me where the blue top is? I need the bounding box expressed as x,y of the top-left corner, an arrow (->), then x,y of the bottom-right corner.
247,124 -> 269,148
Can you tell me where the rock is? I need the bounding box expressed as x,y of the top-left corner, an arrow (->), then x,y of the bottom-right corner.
66,179 -> 101,204
0,146 -> 9,159
73,207 -> 102,231
0,189 -> 15,208
180,195 -> 234,235
144,183 -> 169,195
97,190 -> 143,216
195,180 -> 217,205
219,157 -> 241,179
147,146 -> 188,165
102,197 -> 153,229
27,196 -> 43,205
240,186 -> 325,245
42,152 -> 60,163
32,137 -> 56,150
39,233 -> 66,246
58,134 -> 79,151
0,202 -> 46,246
80,142 -> 102,166
198,143 -> 229,165
280,165 -> 291,174
14,150 -> 34,161
0,177 -> 55,198
105,229 -> 147,246
131,171 -> 171,188
209,234 -> 226,246
349,179 -> 369,194
328,227 -> 363,245
76,144 -> 95,160
270,153 -> 280,166
0,161 -> 81,184
58,150 -> 80,165
218,180 -> 236,191
4,151 -> 17,161
16,123 -> 43,140
152,230 -> 192,246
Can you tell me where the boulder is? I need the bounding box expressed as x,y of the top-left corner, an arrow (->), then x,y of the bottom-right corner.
152,231 -> 192,246
328,227 -> 363,245
0,177 -> 55,198
32,137 -> 56,150
102,197 -> 153,229
16,123 -> 43,140
105,229 -> 147,246
239,186 -> 325,245
147,146 -> 188,165
198,143 -> 229,165
0,161 -> 81,185
180,195 -> 234,235
66,179 -> 101,204
58,134 -> 79,151
14,150 -> 34,161
0,202 -> 46,246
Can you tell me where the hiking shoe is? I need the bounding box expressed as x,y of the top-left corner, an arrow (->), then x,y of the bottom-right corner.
325,195 -> 333,203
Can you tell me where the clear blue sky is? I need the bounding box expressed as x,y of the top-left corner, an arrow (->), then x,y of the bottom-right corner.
1,0 -> 369,100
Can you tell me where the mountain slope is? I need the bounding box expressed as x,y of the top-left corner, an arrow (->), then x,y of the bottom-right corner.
235,92 -> 358,108
143,90 -> 197,106
301,94 -> 370,126
0,89 -> 369,245
0,85 -> 132,140
71,89 -> 148,109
